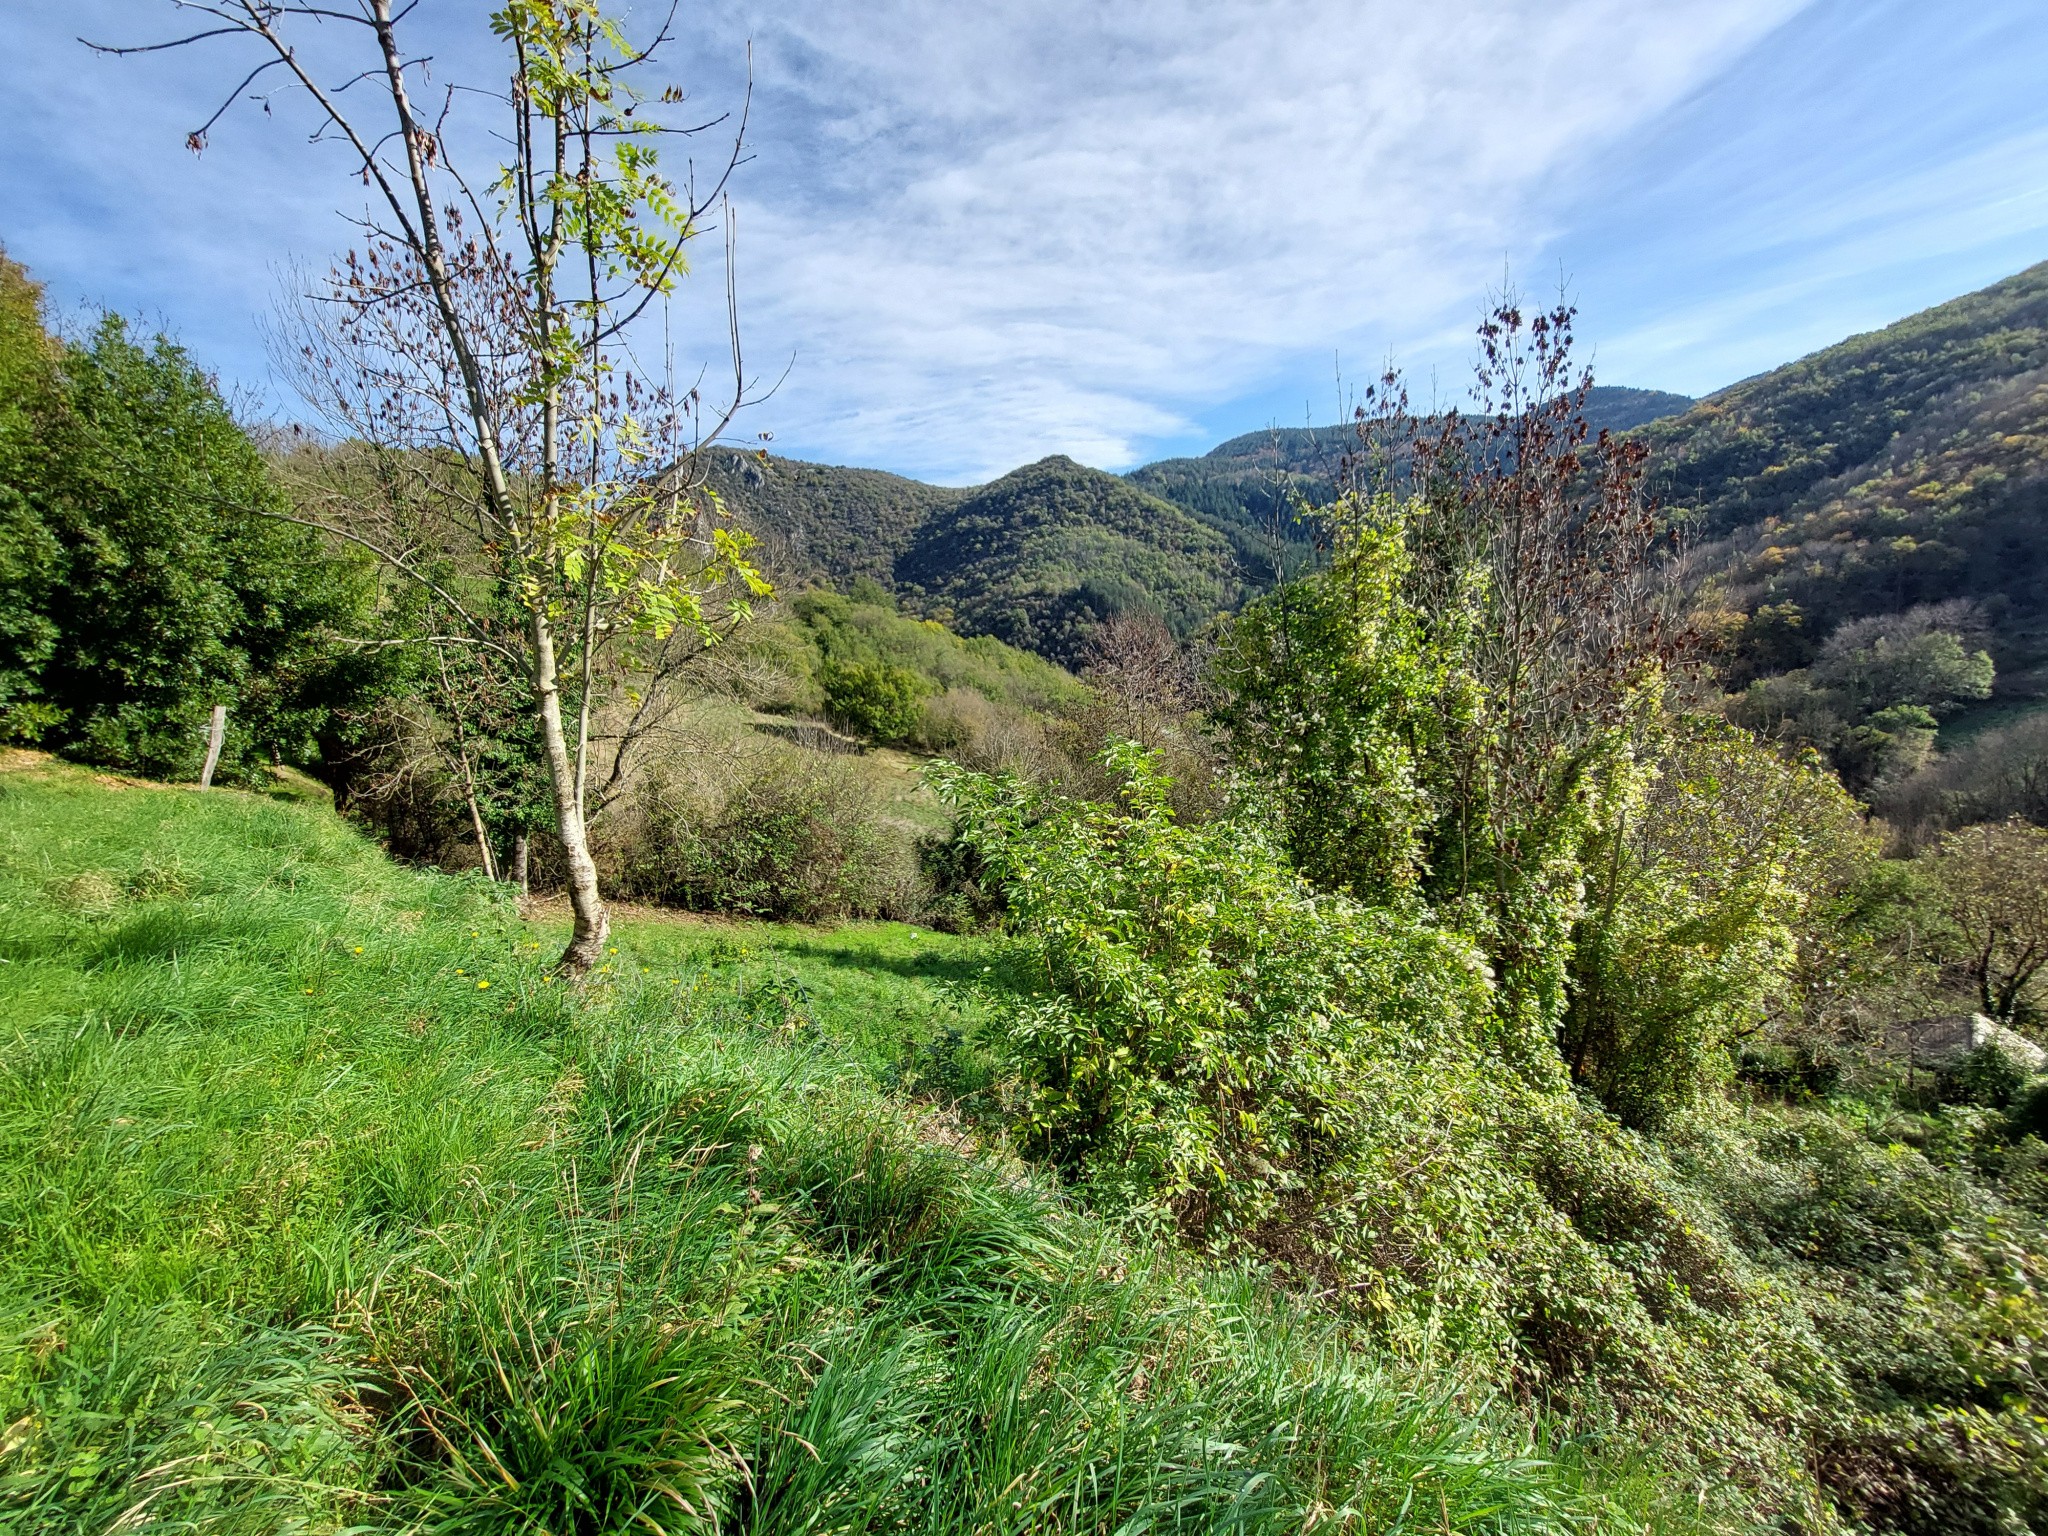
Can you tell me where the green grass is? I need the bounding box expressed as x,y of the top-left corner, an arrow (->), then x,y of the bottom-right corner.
0,760 -> 1674,1533
579,914 -> 1006,1090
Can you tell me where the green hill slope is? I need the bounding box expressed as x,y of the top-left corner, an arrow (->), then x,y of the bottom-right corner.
705,389 -> 1693,657
894,455 -> 1238,665
1644,263 -> 2048,539
0,757 -> 1650,1532
1647,261 -> 2048,712
706,452 -> 1238,665
705,449 -> 961,590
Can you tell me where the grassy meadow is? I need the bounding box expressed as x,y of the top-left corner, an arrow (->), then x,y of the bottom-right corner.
0,758 -> 1666,1534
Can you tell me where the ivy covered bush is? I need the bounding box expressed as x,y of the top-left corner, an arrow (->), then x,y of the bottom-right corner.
937,743 -> 1847,1519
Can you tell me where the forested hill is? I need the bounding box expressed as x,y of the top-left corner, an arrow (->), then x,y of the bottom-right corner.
709,386 -> 1689,661
895,456 -> 1236,666
705,452 -> 964,592
706,450 -> 1236,666
1126,385 -> 1694,581
1656,261 -> 2048,704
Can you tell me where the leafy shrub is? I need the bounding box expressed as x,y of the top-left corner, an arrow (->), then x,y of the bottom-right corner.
621,749 -> 919,922
1667,1102 -> 2048,1535
820,657 -> 927,745
938,743 -> 1838,1515
1737,1043 -> 1843,1101
1564,719 -> 1870,1127
2008,1080 -> 2048,1142
943,738 -> 2048,1524
913,828 -> 1005,934
937,740 -> 1488,1238
1939,1043 -> 2030,1109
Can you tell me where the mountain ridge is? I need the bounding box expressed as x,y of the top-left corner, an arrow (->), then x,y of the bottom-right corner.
1647,260 -> 2048,706
712,386 -> 1696,659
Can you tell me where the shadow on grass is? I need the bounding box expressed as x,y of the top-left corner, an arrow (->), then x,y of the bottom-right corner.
768,937 -> 1032,996
84,907 -> 251,969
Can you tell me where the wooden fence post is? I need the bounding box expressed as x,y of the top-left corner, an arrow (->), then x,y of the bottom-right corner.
199,705 -> 228,790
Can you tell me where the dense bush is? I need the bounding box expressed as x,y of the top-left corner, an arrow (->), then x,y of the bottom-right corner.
1564,720 -> 1871,1127
1665,1102 -> 2048,1535
620,747 -> 921,922
913,827 -> 1006,934
820,656 -> 928,744
0,251 -> 374,776
0,255 -> 63,742
939,741 -> 1491,1236
1731,603 -> 1996,791
1938,1042 -> 2030,1108
938,744 -> 1856,1518
946,740 -> 2048,1529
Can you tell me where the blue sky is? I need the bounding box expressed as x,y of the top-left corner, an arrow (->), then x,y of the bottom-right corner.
3,1 -> 2044,483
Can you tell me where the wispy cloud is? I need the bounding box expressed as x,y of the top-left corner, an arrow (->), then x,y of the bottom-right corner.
7,0 -> 2043,485
1539,0 -> 2048,400
699,1 -> 1806,478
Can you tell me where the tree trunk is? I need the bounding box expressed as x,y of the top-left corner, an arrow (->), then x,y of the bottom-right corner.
530,609 -> 607,974
512,832 -> 530,896
199,704 -> 227,790
462,775 -> 499,882
442,649 -> 498,883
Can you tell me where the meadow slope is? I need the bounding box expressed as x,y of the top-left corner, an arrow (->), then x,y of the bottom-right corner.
0,759 -> 1661,1534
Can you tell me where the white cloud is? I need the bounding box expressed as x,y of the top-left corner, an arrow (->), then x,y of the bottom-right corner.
689,0 -> 1807,479
1,0 -> 1806,482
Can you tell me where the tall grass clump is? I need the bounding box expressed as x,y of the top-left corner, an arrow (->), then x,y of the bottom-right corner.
0,760 -> 1670,1533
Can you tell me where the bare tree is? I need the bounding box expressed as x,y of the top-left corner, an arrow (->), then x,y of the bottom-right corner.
97,1 -> 771,973
1080,613 -> 1202,748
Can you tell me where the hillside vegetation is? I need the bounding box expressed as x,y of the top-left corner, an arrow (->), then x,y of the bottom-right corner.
1647,261 -> 2048,822
0,758 -> 1658,1533
705,451 -> 963,593
895,457 -> 1238,666
16,55 -> 2048,1523
711,453 -> 1239,666
348,583 -> 1093,928
708,389 -> 1693,642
